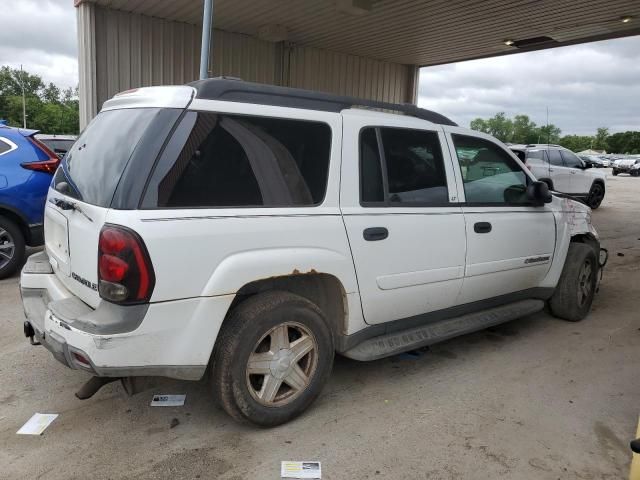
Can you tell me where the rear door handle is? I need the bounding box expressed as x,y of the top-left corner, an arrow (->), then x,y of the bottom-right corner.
363,227 -> 388,241
474,222 -> 492,234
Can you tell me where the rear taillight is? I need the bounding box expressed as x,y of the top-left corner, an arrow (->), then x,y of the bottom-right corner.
98,225 -> 155,304
21,137 -> 60,174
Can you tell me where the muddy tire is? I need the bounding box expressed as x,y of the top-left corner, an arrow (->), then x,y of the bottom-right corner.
0,216 -> 25,280
549,243 -> 598,322
211,291 -> 334,427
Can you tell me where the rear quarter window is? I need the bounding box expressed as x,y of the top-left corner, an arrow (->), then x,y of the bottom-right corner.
143,112 -> 332,208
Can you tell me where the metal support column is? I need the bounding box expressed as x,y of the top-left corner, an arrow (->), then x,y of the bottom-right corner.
199,0 -> 213,80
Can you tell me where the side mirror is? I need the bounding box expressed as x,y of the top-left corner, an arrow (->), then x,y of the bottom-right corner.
582,161 -> 592,169
526,181 -> 552,206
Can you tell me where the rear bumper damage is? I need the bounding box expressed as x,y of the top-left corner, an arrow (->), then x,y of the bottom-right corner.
20,251 -> 235,386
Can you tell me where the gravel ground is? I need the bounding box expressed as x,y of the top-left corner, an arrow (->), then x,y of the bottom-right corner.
0,170 -> 638,479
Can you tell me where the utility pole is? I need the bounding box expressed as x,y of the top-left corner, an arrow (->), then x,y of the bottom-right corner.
20,64 -> 26,128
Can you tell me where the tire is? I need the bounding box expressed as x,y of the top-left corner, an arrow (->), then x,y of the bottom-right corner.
212,291 -> 334,427
612,169 -> 618,176
549,243 -> 598,322
631,170 -> 640,177
0,216 -> 25,280
586,182 -> 605,209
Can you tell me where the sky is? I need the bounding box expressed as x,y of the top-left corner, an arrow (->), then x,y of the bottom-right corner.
1,0 -> 639,136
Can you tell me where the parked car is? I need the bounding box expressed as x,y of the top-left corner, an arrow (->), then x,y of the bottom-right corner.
35,134 -> 77,159
612,157 -> 640,176
509,144 -> 606,209
0,121 -> 60,278
579,155 -> 604,168
21,80 -> 603,426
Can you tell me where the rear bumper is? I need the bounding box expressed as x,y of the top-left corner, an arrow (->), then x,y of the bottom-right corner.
20,252 -> 235,380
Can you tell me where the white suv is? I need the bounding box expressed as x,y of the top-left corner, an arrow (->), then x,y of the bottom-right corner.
21,79 -> 603,426
509,144 -> 606,209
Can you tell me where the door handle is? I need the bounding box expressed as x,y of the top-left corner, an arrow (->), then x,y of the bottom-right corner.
363,227 -> 388,241
474,222 -> 492,234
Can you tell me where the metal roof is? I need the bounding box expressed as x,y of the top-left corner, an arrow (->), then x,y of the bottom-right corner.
79,0 -> 640,66
189,77 -> 458,125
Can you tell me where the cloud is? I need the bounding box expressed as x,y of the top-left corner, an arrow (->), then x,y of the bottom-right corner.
2,0 -> 639,135
418,36 -> 640,135
0,0 -> 77,88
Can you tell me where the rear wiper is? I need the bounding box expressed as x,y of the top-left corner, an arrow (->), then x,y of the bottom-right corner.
49,198 -> 93,223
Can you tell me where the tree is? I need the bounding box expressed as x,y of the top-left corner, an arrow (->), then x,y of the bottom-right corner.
511,114 -> 538,144
593,127 -> 609,152
537,124 -> 562,144
559,135 -> 593,153
0,65 -> 79,134
470,112 -> 561,145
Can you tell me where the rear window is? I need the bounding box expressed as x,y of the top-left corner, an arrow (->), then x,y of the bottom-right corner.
144,112 -> 331,208
43,139 -> 75,155
53,108 -> 162,206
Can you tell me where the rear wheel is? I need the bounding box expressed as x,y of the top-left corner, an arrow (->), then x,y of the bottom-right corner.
549,243 -> 598,322
212,291 -> 334,426
0,216 -> 25,279
586,182 -> 604,209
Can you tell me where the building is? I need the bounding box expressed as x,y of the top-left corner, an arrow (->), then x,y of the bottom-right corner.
75,0 -> 640,128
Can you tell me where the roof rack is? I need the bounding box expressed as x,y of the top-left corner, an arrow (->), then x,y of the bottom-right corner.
189,77 -> 457,127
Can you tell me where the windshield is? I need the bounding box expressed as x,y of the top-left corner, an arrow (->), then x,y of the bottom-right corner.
53,108 -> 161,206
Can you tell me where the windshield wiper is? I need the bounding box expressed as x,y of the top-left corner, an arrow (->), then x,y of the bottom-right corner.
49,198 -> 94,223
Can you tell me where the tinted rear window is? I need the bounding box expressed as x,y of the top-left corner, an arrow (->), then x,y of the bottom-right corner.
144,111 -> 331,208
54,108 -> 162,206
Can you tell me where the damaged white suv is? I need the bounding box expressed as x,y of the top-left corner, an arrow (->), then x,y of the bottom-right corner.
21,79 -> 604,426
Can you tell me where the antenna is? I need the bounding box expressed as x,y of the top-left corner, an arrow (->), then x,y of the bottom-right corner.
546,106 -> 550,145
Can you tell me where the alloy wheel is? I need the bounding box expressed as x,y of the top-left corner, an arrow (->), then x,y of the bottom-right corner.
577,259 -> 593,307
245,322 -> 318,407
0,227 -> 15,270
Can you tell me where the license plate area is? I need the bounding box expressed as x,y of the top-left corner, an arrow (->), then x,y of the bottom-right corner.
44,207 -> 71,276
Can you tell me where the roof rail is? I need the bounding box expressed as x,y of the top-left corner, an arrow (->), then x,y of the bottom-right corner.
188,77 -> 458,126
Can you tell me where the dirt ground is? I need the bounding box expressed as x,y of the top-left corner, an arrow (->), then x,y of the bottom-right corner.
1,171 -> 638,479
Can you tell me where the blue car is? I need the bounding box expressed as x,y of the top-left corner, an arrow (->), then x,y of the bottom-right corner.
0,120 -> 62,278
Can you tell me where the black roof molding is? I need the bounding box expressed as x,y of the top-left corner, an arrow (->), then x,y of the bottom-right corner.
188,77 -> 458,126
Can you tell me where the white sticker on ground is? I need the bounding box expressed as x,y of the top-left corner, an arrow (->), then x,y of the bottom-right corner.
281,461 -> 321,479
150,394 -> 186,407
17,413 -> 59,435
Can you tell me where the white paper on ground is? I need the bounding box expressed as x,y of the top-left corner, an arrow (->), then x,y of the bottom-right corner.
17,413 -> 59,435
150,394 -> 186,407
281,461 -> 321,479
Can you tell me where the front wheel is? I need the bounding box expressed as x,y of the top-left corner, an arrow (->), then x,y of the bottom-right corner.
0,216 -> 25,279
612,169 -> 619,176
586,183 -> 605,209
212,291 -> 334,426
549,243 -> 598,322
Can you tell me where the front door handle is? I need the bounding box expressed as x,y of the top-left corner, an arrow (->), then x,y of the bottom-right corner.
363,227 -> 388,241
474,222 -> 492,234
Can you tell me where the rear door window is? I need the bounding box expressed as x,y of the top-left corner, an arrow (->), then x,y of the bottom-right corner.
526,150 -> 547,162
145,112 -> 331,208
359,127 -> 449,205
547,149 -> 564,167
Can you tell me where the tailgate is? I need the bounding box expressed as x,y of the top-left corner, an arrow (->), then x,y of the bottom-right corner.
45,191 -> 109,308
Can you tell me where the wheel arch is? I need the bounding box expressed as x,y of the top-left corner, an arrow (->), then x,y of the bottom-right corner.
0,205 -> 29,244
227,273 -> 349,341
